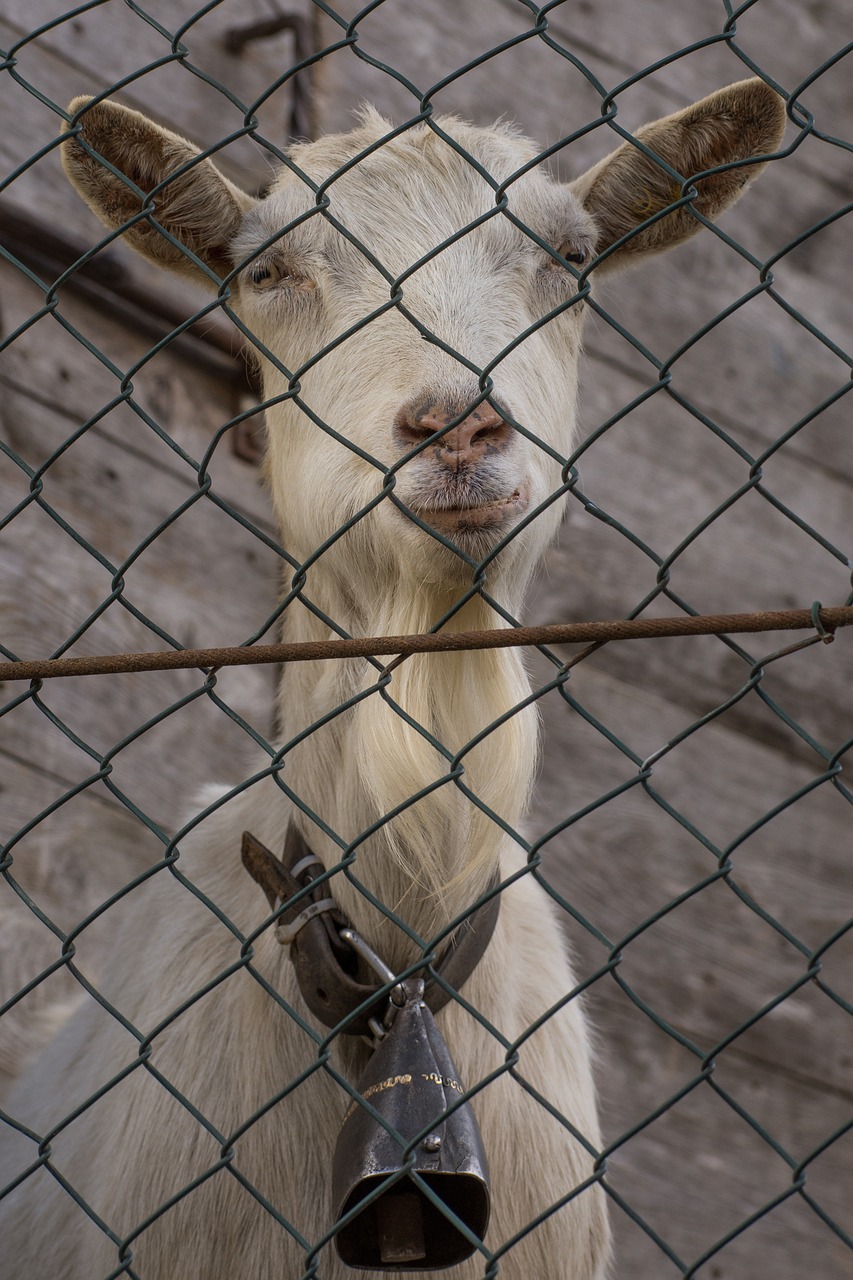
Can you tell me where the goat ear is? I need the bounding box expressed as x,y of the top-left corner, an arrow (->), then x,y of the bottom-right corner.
571,78 -> 786,273
61,96 -> 256,283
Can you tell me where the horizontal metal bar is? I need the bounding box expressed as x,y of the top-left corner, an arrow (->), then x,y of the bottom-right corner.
0,606 -> 850,683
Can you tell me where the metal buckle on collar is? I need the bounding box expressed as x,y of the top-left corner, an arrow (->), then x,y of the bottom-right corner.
241,825 -> 501,1037
339,926 -> 407,1047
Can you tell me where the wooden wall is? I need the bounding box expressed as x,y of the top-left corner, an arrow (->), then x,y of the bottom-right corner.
1,3 -> 851,1277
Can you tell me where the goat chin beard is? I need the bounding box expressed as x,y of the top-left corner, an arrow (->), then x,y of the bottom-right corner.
351,590 -> 538,914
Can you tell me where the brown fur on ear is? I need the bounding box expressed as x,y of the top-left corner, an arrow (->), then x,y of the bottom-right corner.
572,78 -> 786,270
61,96 -> 255,282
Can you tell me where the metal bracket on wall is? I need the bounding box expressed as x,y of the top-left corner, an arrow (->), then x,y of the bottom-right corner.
223,12 -> 317,143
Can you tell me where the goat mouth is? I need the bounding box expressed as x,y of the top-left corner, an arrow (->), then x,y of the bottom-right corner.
413,482 -> 530,536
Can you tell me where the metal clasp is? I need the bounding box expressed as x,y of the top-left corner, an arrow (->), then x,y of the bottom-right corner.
339,927 -> 407,1047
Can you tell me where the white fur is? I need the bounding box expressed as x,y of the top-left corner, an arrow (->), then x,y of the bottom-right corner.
2,84 -> 784,1278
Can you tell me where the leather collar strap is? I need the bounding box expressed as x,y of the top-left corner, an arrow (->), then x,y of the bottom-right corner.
241,826 -> 501,1037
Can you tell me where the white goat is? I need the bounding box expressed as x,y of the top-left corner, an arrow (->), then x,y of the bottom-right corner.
0,80 -> 784,1278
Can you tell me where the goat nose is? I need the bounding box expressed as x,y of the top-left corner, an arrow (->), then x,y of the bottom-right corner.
394,402 -> 512,466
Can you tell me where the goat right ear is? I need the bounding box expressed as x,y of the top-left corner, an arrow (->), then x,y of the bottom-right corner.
571,78 -> 786,273
61,96 -> 257,283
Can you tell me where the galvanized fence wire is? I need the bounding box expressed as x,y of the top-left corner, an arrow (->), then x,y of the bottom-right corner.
0,1 -> 851,1275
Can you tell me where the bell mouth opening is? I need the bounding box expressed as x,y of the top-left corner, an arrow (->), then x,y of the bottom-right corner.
335,1172 -> 490,1271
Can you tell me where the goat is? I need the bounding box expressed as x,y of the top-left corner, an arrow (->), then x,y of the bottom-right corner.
0,80 -> 784,1278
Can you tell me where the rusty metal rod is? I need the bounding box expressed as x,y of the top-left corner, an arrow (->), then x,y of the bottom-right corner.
0,606 -> 849,683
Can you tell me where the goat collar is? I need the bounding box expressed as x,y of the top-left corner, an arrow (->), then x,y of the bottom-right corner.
241,825 -> 500,1037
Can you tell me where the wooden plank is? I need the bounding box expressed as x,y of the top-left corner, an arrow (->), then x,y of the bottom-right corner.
0,391 -> 279,829
2,2 -> 311,188
0,751 -> 156,1096
0,3 -> 309,358
531,656 -> 853,1100
584,218 -> 853,481
0,263 -> 272,532
531,0 -> 852,148
589,993 -> 853,1279
315,0 -> 851,186
527,340 -> 853,756
317,0 -> 852,170
533,670 -> 853,1280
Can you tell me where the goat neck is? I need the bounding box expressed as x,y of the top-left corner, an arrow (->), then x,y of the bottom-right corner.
275,582 -> 537,967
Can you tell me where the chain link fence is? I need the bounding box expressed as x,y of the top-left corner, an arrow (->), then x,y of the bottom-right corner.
1,2 -> 852,1277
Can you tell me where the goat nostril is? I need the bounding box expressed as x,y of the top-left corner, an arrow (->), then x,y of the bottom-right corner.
397,423 -> 442,451
412,423 -> 443,443
394,400 -> 512,459
393,409 -> 442,449
472,423 -> 504,446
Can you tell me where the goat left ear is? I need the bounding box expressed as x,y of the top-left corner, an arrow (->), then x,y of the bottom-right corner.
61,96 -> 257,283
571,78 -> 786,272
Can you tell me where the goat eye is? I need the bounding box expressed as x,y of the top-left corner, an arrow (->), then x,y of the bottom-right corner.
558,244 -> 587,266
249,257 -> 284,288
246,255 -> 316,294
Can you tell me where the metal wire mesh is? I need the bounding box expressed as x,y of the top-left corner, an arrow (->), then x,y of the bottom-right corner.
1,2 -> 851,1277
